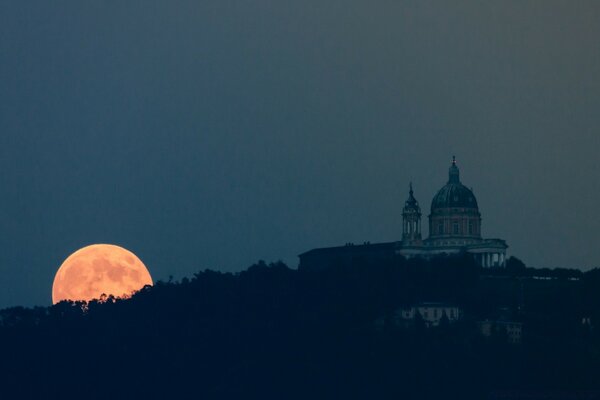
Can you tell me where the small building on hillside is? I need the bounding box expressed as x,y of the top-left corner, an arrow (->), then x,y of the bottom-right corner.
374,302 -> 462,330
478,319 -> 523,344
398,302 -> 461,327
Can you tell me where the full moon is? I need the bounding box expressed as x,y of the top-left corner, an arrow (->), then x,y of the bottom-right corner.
52,244 -> 153,304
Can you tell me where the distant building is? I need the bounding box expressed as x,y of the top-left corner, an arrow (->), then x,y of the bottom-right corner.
479,319 -> 523,344
299,158 -> 508,269
399,302 -> 461,327
374,302 -> 462,330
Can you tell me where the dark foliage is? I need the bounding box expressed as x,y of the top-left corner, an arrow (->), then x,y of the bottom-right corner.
1,256 -> 600,399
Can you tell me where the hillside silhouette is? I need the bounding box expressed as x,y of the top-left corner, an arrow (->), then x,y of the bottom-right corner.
1,254 -> 600,399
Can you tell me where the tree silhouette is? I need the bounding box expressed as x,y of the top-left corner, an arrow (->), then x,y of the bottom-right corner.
0,256 -> 599,399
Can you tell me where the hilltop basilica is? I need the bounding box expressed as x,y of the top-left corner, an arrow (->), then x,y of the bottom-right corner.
299,158 -> 508,269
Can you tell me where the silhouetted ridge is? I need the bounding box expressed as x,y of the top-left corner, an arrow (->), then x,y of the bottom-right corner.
0,255 -> 598,399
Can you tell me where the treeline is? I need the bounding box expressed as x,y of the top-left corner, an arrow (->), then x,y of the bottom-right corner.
485,256 -> 587,280
1,255 -> 600,399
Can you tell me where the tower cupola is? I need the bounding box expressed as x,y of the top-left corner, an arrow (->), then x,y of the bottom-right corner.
402,183 -> 422,244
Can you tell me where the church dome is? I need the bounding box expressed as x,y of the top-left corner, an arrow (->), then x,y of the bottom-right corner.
430,157 -> 478,212
428,157 -> 482,240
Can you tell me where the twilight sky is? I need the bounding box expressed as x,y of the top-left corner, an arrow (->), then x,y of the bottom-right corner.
1,1 -> 599,308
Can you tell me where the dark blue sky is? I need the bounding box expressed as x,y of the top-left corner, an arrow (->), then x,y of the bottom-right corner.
1,1 -> 599,308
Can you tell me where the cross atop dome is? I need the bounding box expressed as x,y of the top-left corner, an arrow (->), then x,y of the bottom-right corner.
449,156 -> 460,183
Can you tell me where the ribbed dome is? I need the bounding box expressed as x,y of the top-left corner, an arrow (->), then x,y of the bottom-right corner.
430,158 -> 479,212
431,184 -> 478,210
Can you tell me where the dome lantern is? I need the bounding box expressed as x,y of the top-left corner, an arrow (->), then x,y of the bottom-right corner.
449,156 -> 460,183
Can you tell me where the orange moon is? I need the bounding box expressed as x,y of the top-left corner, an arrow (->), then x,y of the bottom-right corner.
52,244 -> 153,304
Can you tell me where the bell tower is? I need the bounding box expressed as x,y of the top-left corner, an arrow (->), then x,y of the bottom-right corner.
402,183 -> 422,245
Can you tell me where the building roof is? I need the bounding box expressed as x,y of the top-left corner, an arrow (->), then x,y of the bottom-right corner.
298,241 -> 397,258
414,302 -> 460,308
